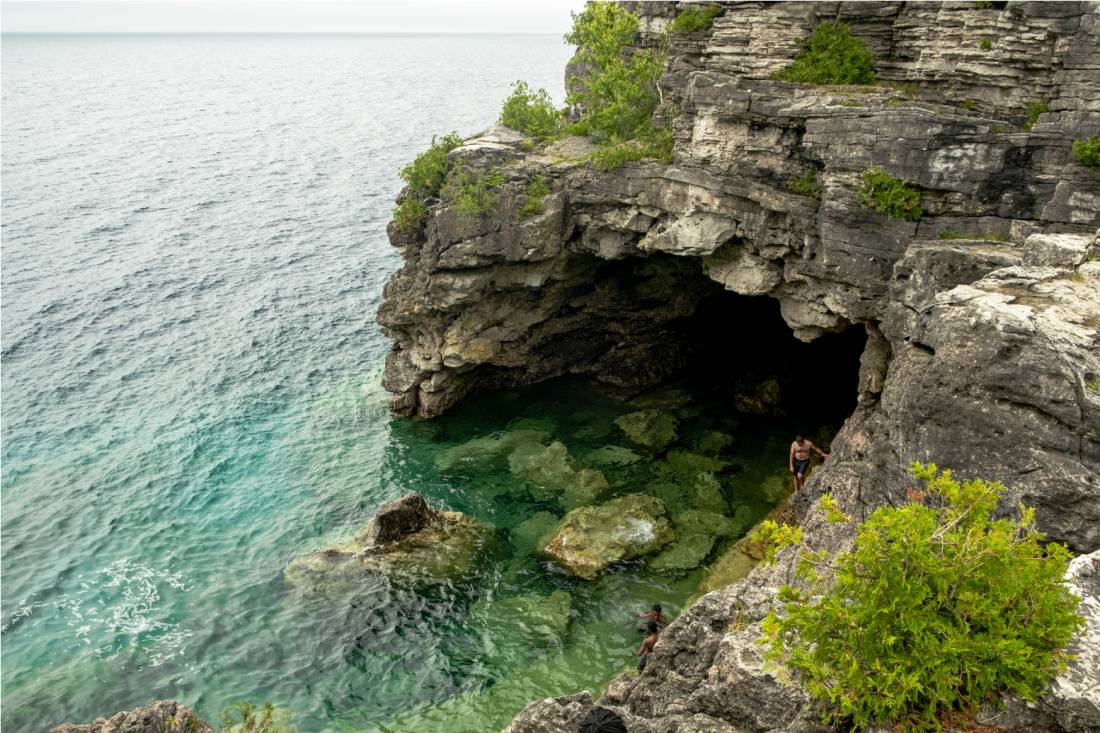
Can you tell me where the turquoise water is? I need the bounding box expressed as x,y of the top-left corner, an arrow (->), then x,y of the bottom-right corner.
1,33 -> 802,733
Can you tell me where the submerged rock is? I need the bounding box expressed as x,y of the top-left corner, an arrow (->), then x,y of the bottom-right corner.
510,511 -> 560,555
434,429 -> 550,472
584,445 -> 643,466
285,493 -> 493,587
508,440 -> 610,508
50,701 -> 211,733
491,589 -> 573,644
692,430 -> 735,456
648,532 -> 715,573
539,494 -> 674,579
614,410 -> 678,452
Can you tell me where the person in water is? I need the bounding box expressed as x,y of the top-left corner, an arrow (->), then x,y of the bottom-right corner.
636,621 -> 659,672
639,603 -> 669,627
789,432 -> 828,492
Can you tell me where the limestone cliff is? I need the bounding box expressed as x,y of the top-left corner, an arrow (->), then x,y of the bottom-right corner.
377,2 -> 1100,730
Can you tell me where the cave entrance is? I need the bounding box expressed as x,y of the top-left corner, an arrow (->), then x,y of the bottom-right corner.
674,287 -> 866,432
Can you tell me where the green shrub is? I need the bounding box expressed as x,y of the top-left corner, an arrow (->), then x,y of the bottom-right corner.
447,165 -> 506,217
755,462 -> 1083,732
670,3 -> 723,33
771,22 -> 876,85
1087,378 -> 1100,393
400,133 -> 463,197
1072,137 -> 1100,169
961,98 -> 976,110
979,37 -> 992,50
788,170 -> 821,200
565,2 -> 666,144
858,165 -> 922,221
589,124 -> 673,171
518,175 -> 552,218
974,0 -> 994,8
1023,99 -> 1049,131
500,81 -> 561,141
393,197 -> 427,233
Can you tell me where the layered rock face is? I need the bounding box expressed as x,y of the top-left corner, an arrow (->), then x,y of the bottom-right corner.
50,700 -> 211,733
377,1 -> 1100,730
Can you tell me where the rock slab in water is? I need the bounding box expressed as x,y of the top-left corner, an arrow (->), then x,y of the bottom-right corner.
50,701 -> 212,733
539,494 -> 674,579
614,410 -> 679,452
286,493 -> 493,586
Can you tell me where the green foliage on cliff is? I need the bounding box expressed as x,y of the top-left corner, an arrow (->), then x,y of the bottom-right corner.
517,175 -> 552,218
500,81 -> 561,141
447,165 -> 506,217
1023,99 -> 1049,131
754,462 -> 1082,732
787,170 -> 821,200
1072,137 -> 1100,169
400,133 -> 463,197
670,3 -> 723,34
564,2 -> 666,145
858,165 -> 922,221
588,125 -> 673,171
771,21 -> 876,85
393,197 -> 427,233
979,37 -> 993,50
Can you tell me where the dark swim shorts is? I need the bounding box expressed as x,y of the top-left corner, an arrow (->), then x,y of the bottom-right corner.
793,458 -> 811,475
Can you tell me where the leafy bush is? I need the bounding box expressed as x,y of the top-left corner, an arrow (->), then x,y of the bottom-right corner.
588,125 -> 673,171
771,22 -> 876,85
518,175 -> 552,218
564,2 -> 666,144
447,166 -> 506,217
400,133 -> 463,197
858,165 -> 922,221
1072,137 -> 1100,169
499,81 -> 561,141
787,170 -> 821,200
393,197 -> 427,233
755,462 -> 1083,732
979,37 -> 992,50
670,3 -> 723,33
1023,99 -> 1049,131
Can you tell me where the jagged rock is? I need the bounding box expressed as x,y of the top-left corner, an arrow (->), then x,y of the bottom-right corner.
50,701 -> 211,733
358,492 -> 436,545
285,494 -> 493,586
539,494 -> 674,579
732,378 -> 783,415
614,409 -> 679,452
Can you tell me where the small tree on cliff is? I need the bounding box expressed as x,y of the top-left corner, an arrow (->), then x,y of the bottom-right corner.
754,462 -> 1083,731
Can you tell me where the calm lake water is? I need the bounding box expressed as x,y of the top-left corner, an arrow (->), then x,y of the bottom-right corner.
1,33 -> 795,732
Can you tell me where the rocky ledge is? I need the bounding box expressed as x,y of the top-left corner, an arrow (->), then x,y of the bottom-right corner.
377,1 -> 1100,731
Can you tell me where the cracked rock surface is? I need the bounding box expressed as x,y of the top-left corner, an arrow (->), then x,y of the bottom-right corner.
374,2 -> 1100,730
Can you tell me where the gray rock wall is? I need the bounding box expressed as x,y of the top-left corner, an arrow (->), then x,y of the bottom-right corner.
376,3 -> 1100,730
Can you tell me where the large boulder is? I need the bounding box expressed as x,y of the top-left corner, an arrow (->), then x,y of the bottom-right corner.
285,493 -> 493,587
50,701 -> 211,733
539,494 -> 675,579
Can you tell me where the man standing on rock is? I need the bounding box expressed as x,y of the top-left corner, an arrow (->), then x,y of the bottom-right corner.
790,433 -> 828,492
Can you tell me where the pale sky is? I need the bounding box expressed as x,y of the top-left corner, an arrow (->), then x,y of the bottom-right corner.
0,0 -> 588,33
